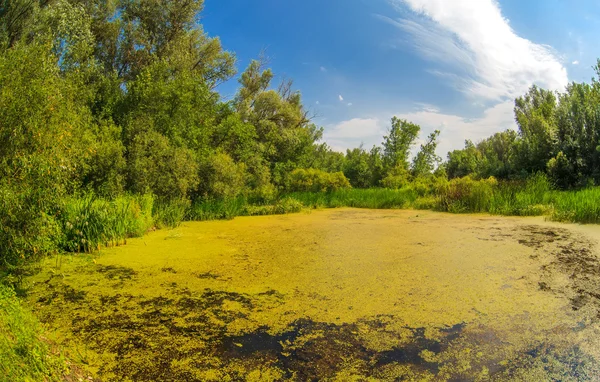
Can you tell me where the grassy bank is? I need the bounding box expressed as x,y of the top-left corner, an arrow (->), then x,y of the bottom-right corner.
183,177 -> 600,225
0,283 -> 83,382
5,175 -> 600,266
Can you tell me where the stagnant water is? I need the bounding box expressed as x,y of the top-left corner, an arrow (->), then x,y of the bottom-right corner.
23,208 -> 600,381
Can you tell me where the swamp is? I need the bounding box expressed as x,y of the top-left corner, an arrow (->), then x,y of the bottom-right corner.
6,1 -> 600,380
22,208 -> 600,381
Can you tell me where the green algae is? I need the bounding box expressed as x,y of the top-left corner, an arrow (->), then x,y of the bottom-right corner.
21,208 -> 600,381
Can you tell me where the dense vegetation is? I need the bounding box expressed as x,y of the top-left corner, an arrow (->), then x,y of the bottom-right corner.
5,0 -> 600,378
4,0 -> 600,270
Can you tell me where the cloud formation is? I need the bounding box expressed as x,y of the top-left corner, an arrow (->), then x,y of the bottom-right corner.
339,95 -> 344,101
394,101 -> 517,158
385,0 -> 569,100
324,118 -> 384,152
325,102 -> 517,155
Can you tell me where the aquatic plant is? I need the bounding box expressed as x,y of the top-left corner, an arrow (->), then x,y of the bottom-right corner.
59,194 -> 154,253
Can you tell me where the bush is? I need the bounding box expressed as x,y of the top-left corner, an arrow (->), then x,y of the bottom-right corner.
381,166 -> 412,189
438,176 -> 497,213
0,185 -> 63,266
272,197 -> 303,214
126,130 -> 199,200
196,151 -> 247,200
287,168 -> 351,193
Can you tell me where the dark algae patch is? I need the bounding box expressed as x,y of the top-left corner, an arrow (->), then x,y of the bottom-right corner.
22,209 -> 600,381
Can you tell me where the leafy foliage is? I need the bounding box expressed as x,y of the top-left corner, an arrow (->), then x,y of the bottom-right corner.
288,168 -> 351,193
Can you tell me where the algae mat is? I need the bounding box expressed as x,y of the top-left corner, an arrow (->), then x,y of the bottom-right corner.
23,208 -> 600,381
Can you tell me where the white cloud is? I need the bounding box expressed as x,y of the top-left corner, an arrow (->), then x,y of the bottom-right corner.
572,60 -> 580,65
320,66 -> 327,72
385,0 -> 569,100
323,102 -> 517,155
348,103 -> 353,106
394,101 -> 517,158
339,95 -> 344,101
324,118 -> 385,152
316,101 -> 320,105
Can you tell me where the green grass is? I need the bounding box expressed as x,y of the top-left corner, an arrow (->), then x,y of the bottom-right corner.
58,194 -> 154,253
548,187 -> 600,224
287,188 -> 419,209
183,176 -> 600,226
0,284 -> 69,382
187,197 -> 248,221
153,198 -> 190,228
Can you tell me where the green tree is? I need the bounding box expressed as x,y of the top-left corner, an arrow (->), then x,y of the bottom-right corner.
412,130 -> 441,177
368,146 -> 385,186
446,140 -> 481,179
383,117 -> 421,171
0,42 -> 90,264
514,85 -> 557,174
476,130 -> 518,179
234,60 -> 322,188
126,130 -> 199,199
343,146 -> 372,188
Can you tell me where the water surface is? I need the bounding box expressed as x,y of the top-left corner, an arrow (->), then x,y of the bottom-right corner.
25,209 -> 600,381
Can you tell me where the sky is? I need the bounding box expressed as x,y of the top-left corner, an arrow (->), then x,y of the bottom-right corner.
202,0 -> 600,157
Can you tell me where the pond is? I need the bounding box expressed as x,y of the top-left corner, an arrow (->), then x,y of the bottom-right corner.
24,208 -> 600,381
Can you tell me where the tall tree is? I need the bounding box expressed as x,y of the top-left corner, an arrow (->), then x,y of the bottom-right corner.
412,130 -> 440,177
514,85 -> 557,174
382,117 -> 420,170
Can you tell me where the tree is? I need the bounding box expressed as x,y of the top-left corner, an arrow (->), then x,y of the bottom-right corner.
412,130 -> 440,177
234,60 -> 322,188
382,117 -> 420,171
476,130 -> 518,179
368,146 -> 385,186
446,140 -> 480,179
0,42 -> 90,263
343,146 -> 372,188
514,85 -> 558,174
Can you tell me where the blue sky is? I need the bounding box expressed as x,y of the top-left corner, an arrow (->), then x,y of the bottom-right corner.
202,0 -> 600,157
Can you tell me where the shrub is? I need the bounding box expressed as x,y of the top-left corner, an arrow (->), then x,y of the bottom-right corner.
197,151 -> 247,199
438,176 -> 497,213
272,197 -> 303,214
126,130 -> 199,200
0,185 -> 62,266
287,168 -> 351,193
381,166 -> 412,189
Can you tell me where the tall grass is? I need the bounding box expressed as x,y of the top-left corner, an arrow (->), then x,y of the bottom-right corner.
58,194 -> 154,252
153,198 -> 190,228
288,188 -> 418,209
187,197 -> 248,221
44,174 -> 600,257
0,284 -> 69,381
549,188 -> 600,223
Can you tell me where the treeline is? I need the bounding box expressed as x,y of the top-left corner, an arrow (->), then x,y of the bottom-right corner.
0,0 -> 440,266
3,0 -> 600,267
446,83 -> 600,189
